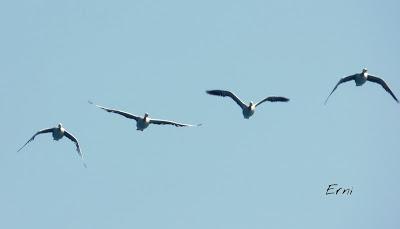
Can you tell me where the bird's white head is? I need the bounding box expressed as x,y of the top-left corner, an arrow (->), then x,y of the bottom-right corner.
362,68 -> 368,73
58,123 -> 63,128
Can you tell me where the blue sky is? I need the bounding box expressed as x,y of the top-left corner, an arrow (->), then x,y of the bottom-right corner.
1,0 -> 399,228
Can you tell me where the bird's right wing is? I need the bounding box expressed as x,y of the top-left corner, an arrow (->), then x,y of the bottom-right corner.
90,102 -> 140,121
17,128 -> 54,152
63,130 -> 82,158
367,75 -> 399,103
206,90 -> 247,109
255,96 -> 290,107
149,119 -> 200,127
324,74 -> 356,105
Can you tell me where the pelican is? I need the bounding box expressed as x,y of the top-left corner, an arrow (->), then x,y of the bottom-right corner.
89,101 -> 201,131
206,89 -> 290,119
17,123 -> 86,167
325,68 -> 399,104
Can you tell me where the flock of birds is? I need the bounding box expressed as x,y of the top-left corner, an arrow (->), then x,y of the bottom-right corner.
17,68 -> 398,167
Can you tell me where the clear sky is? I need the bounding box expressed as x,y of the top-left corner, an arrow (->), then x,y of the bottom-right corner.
1,0 -> 399,228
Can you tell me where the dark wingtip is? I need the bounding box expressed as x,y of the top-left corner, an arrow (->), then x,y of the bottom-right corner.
206,90 -> 223,96
270,96 -> 289,102
324,97 -> 330,105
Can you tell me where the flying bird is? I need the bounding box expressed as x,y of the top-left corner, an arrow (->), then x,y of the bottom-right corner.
17,123 -> 86,167
325,68 -> 399,104
206,89 -> 289,119
89,101 -> 201,131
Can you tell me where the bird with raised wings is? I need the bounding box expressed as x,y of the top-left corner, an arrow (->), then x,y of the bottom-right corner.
89,101 -> 201,131
206,90 -> 290,119
18,123 -> 86,167
325,68 -> 399,104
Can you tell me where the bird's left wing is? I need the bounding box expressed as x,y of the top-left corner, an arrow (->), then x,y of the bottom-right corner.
17,128 -> 54,152
324,74 -> 356,105
206,90 -> 247,110
255,96 -> 290,107
367,75 -> 399,103
89,101 -> 140,120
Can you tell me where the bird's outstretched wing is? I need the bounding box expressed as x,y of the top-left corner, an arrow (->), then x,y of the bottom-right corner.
324,74 -> 356,105
255,96 -> 290,107
149,119 -> 201,127
367,75 -> 399,103
17,128 -> 54,152
64,130 -> 87,168
64,130 -> 82,158
90,101 -> 140,120
206,90 -> 247,109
